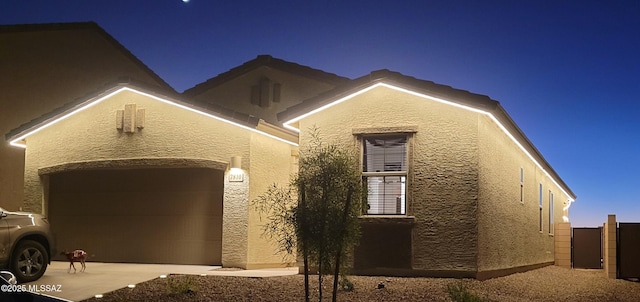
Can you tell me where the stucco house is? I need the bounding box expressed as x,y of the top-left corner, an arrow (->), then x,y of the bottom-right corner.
0,22 -> 174,212
3,22 -> 575,278
278,71 -> 576,278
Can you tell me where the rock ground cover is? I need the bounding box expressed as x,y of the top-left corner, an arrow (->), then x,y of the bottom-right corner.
82,266 -> 640,302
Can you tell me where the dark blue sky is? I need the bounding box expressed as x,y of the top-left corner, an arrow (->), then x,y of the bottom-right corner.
3,0 -> 639,226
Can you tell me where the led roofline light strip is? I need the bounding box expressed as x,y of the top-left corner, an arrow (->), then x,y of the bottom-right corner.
282,82 -> 486,132
283,83 -> 383,133
122,88 -> 298,146
9,87 -> 298,148
9,88 -> 127,148
485,112 -> 574,202
283,82 -> 574,201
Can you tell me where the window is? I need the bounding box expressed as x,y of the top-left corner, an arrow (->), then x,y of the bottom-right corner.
539,183 -> 543,232
362,135 -> 407,215
549,191 -> 554,234
520,168 -> 524,203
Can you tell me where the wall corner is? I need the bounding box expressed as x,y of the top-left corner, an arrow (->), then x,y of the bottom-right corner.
222,168 -> 249,268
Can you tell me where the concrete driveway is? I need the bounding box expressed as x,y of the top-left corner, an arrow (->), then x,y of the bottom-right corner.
25,261 -> 298,301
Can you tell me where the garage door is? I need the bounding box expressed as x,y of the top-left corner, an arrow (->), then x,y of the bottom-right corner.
48,167 -> 223,265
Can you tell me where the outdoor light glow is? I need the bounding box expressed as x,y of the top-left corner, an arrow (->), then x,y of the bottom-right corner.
159,274 -> 167,278
8,86 -> 299,148
200,273 -> 207,276
562,199 -> 573,222
95,294 -> 103,298
283,82 -> 575,203
128,284 -> 136,288
230,156 -> 242,169
563,200 -> 572,212
230,167 -> 243,175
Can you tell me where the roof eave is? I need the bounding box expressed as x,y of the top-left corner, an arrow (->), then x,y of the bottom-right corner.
490,104 -> 577,200
183,55 -> 350,96
278,70 -> 498,123
5,82 -> 262,146
278,70 -> 576,200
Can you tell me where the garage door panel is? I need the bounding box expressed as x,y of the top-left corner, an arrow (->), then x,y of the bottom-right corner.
51,192 -> 222,216
49,168 -> 223,265
83,192 -> 220,215
52,169 -> 221,193
52,191 -> 222,213
88,238 -> 222,264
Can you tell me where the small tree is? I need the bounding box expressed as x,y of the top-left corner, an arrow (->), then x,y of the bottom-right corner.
252,129 -> 363,302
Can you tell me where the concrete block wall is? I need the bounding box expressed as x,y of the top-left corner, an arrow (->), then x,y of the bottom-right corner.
604,214 -> 617,278
554,222 -> 571,268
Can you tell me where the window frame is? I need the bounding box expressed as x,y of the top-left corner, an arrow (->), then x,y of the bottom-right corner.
549,190 -> 554,235
360,134 -> 410,215
520,167 -> 524,203
539,183 -> 543,233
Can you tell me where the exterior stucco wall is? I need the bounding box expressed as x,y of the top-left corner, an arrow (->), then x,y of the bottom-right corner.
191,67 -> 337,125
21,89 -> 294,268
245,133 -> 297,268
476,114 -> 570,272
296,86 -> 480,273
222,169 -> 250,268
1,26 -> 171,212
23,90 -> 249,212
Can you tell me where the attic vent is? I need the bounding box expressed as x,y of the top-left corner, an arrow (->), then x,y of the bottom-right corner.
250,78 -> 281,107
116,104 -> 145,133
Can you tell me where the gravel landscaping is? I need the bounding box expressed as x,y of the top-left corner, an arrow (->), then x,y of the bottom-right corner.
83,266 -> 640,302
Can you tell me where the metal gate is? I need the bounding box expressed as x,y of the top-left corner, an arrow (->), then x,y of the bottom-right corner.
618,223 -> 640,279
572,227 -> 602,269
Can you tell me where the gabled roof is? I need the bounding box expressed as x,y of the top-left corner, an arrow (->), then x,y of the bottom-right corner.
278,69 -> 499,123
6,80 -> 296,148
0,22 -> 175,93
183,55 -> 350,97
278,69 -> 576,200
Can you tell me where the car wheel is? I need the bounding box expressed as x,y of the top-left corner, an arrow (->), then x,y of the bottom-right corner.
11,240 -> 48,283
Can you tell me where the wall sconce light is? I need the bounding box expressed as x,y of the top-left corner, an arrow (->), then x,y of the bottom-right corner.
230,156 -> 242,171
229,156 -> 244,182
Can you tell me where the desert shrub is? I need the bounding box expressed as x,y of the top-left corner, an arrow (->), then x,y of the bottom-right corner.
446,281 -> 490,302
339,276 -> 354,291
166,275 -> 198,295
